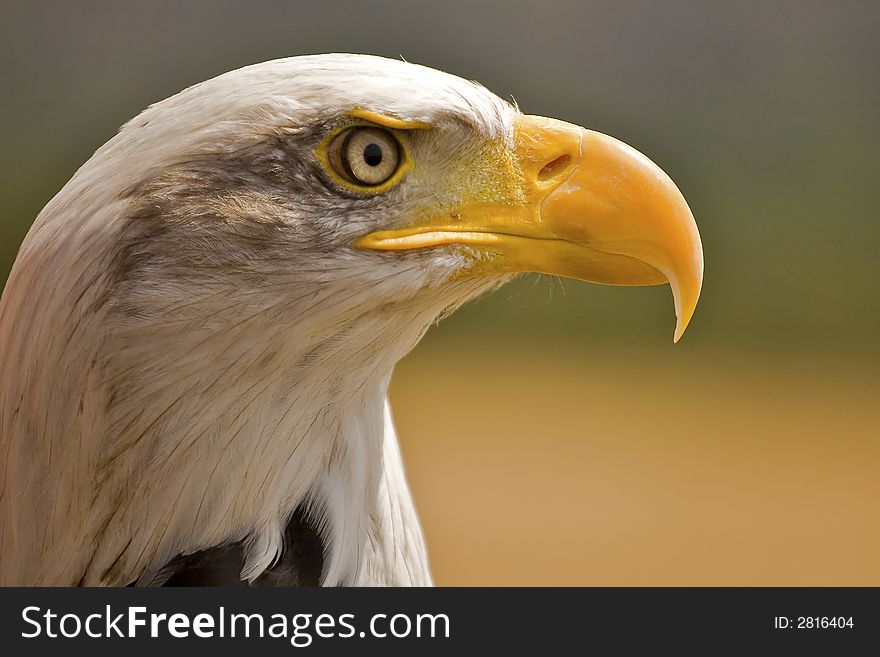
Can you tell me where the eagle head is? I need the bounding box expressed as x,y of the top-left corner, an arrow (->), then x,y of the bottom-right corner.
98,54 -> 701,351
0,54 -> 702,586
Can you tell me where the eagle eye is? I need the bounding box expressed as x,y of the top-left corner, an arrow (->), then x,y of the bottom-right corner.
327,127 -> 402,187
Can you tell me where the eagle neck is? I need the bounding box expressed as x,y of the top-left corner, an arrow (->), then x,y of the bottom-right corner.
314,393 -> 433,586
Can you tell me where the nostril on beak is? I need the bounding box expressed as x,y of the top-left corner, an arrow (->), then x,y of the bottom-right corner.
537,154 -> 572,182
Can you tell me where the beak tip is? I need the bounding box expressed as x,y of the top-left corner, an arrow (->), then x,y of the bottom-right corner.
673,315 -> 687,343
670,275 -> 702,344
673,322 -> 687,344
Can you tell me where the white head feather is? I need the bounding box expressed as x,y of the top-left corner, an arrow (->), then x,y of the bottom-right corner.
0,54 -> 519,585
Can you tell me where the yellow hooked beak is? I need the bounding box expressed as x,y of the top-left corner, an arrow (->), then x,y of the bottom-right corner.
356,115 -> 704,342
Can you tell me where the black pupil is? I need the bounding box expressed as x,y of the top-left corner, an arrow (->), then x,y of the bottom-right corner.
363,143 -> 383,167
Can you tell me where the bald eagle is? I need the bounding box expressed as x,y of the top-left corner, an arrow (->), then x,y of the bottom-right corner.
0,54 -> 702,586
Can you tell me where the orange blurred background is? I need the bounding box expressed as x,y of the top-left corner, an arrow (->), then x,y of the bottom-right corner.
392,341 -> 879,585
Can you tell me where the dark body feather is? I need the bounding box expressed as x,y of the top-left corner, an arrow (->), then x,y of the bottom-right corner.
135,506 -> 324,587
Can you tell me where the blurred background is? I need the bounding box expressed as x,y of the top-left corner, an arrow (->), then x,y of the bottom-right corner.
2,0 -> 878,584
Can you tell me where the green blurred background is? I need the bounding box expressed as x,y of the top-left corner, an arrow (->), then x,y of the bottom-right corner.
2,0 -> 878,584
